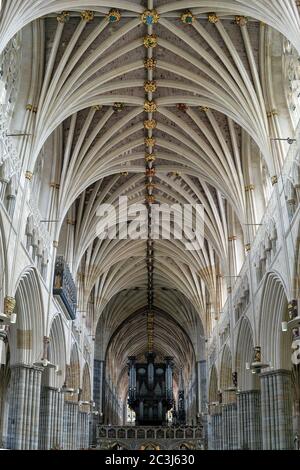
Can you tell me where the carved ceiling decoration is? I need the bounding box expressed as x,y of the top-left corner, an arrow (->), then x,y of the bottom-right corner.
1,0 -> 299,383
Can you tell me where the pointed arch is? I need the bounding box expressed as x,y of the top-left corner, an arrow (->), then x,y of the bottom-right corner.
8,267 -> 44,365
208,365 -> 218,403
46,314 -> 67,388
0,219 -> 7,312
259,272 -> 290,371
220,345 -> 234,403
81,362 -> 92,413
235,317 -> 259,391
65,342 -> 81,402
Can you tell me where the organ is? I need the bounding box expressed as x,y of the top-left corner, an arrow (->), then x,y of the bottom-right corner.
128,353 -> 174,425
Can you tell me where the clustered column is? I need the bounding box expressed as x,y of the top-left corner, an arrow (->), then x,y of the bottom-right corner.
7,365 -> 43,449
210,369 -> 294,450
77,410 -> 90,449
260,370 -> 293,449
39,386 -> 64,449
92,359 -> 105,442
210,406 -> 223,450
221,402 -> 238,450
63,401 -> 79,450
237,390 -> 262,449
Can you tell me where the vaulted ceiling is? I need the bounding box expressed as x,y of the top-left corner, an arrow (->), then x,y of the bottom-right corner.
1,0 -> 298,382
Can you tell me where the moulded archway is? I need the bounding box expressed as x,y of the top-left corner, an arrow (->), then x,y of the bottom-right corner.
219,345 -> 234,404
208,365 -> 218,404
43,314 -> 67,389
235,317 -> 259,391
0,221 -> 7,311
259,272 -> 290,371
65,342 -> 81,403
8,267 -> 44,365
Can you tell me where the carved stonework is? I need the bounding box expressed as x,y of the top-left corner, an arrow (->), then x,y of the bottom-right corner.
4,296 -> 15,314
143,35 -> 158,49
0,32 -> 22,182
145,154 -> 156,162
181,11 -> 195,24
235,16 -> 248,26
144,101 -> 157,113
208,13 -> 219,24
97,425 -> 204,450
53,257 -> 77,320
80,11 -> 94,22
283,38 -> 300,124
141,10 -> 160,25
145,137 -> 156,148
144,119 -> 157,130
144,58 -> 157,70
113,102 -> 124,112
144,81 -> 157,93
57,11 -> 69,23
107,9 -> 121,23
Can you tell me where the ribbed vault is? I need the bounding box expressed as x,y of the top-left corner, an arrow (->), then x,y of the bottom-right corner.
2,0 -> 298,404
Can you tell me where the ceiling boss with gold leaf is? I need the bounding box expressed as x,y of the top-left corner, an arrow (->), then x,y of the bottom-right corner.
144,81 -> 157,93
144,100 -> 157,113
144,119 -> 157,130
181,11 -> 195,24
143,35 -> 158,48
106,9 -> 121,23
141,9 -> 160,25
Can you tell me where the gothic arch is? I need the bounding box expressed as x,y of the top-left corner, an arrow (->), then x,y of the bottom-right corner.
235,317 -> 259,391
8,267 -> 44,365
81,363 -> 92,413
65,342 -> 81,402
292,219 -> 300,299
219,345 -> 234,403
208,365 -> 218,404
45,314 -> 67,388
0,219 -> 7,311
81,363 -> 92,401
259,272 -> 291,371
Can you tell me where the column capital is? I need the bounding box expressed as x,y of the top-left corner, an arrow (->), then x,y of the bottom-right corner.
260,368 -> 292,378
10,362 -> 44,372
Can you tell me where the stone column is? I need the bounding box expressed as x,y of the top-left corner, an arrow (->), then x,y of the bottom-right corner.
215,412 -> 223,450
77,411 -> 90,449
165,357 -> 173,402
210,406 -> 222,450
221,403 -> 238,450
7,364 -> 43,449
0,329 -> 9,448
63,401 -> 79,449
139,400 -> 144,422
92,359 -> 104,442
113,385 -> 118,424
260,370 -> 293,449
196,361 -> 207,440
237,390 -> 262,449
39,386 -> 64,449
